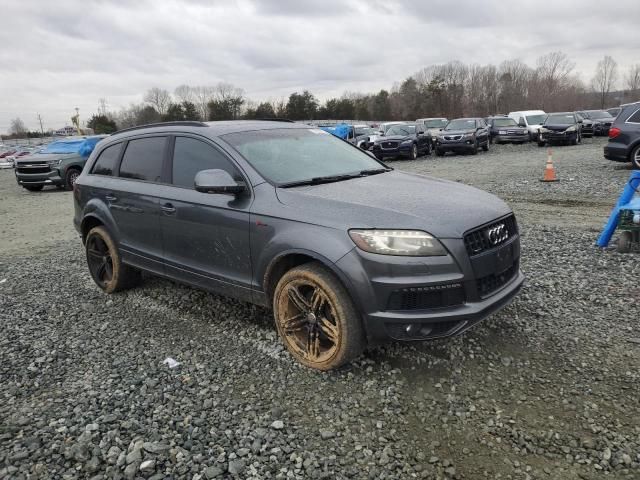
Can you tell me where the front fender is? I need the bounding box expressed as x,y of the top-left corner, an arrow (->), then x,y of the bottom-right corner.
81,198 -> 121,243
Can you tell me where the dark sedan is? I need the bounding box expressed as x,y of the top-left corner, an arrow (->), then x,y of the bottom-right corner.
371,123 -> 431,160
435,118 -> 490,155
486,117 -> 529,144
604,101 -> 640,169
537,112 -> 581,146
577,110 -> 615,136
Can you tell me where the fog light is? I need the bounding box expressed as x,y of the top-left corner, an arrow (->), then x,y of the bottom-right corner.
405,324 -> 419,336
419,326 -> 433,336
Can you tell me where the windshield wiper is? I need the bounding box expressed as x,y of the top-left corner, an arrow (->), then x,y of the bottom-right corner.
279,168 -> 392,188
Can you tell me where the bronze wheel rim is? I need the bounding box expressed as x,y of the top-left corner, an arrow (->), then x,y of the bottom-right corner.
277,279 -> 341,363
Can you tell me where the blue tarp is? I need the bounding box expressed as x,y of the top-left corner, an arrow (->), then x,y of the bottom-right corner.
319,123 -> 351,140
40,137 -> 104,157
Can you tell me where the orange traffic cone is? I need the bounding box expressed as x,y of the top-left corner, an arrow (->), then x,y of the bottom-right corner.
540,148 -> 559,182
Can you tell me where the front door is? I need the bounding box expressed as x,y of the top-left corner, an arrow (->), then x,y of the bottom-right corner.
158,135 -> 252,300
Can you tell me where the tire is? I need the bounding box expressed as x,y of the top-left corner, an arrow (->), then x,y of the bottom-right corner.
23,185 -> 43,192
631,145 -> 640,169
64,167 -> 81,191
424,142 -> 431,156
435,148 -> 444,157
408,143 -> 418,160
617,231 -> 633,254
482,140 -> 489,152
537,141 -> 546,147
273,262 -> 365,370
470,140 -> 478,155
85,226 -> 141,293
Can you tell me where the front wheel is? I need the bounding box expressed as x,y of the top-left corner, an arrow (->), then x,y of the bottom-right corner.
273,263 -> 365,370
86,226 -> 141,293
482,140 -> 489,152
64,168 -> 81,191
435,148 -> 444,156
408,143 -> 418,160
537,141 -> 546,147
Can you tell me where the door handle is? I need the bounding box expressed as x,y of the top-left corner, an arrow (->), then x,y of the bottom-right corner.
161,203 -> 176,214
105,194 -> 117,202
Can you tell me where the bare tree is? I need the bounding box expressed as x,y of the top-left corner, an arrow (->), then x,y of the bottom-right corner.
174,84 -> 195,104
9,117 -> 28,136
193,86 -> 216,120
591,55 -> 618,108
535,52 -> 575,108
625,64 -> 640,98
143,87 -> 171,115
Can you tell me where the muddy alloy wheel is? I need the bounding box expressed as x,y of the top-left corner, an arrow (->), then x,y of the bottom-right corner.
85,226 -> 140,293
273,263 -> 364,370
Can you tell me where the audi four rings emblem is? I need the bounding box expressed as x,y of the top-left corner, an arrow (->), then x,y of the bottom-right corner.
487,223 -> 509,245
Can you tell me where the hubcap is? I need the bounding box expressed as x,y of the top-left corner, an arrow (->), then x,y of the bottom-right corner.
87,234 -> 114,287
634,148 -> 640,167
278,281 -> 340,363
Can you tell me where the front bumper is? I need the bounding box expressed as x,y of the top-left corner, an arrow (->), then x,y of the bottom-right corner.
15,165 -> 63,187
493,133 -> 529,143
335,224 -> 523,344
372,143 -> 413,158
539,130 -> 577,144
435,138 -> 475,152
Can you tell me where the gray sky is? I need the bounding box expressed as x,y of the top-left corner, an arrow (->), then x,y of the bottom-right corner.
1,0 -> 639,131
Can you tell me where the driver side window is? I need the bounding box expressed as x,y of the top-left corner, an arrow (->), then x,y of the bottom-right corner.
171,137 -> 242,188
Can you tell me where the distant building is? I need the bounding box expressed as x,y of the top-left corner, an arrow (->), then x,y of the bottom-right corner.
55,125 -> 77,136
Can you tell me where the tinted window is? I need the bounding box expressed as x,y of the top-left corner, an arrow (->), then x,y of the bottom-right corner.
627,108 -> 640,123
119,137 -> 166,182
172,137 -> 240,188
92,143 -> 121,176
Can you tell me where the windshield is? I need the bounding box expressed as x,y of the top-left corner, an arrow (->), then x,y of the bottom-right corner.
525,114 -> 546,125
445,119 -> 476,130
546,114 -> 575,124
387,125 -> 416,136
424,119 -> 448,128
354,127 -> 376,136
223,128 -> 384,185
586,110 -> 613,119
492,118 -> 518,127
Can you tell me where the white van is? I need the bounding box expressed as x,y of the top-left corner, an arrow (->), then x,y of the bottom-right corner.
508,110 -> 547,140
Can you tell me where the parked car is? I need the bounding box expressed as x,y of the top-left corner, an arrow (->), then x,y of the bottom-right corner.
353,125 -> 381,149
576,110 -> 615,136
486,117 -> 529,144
371,123 -> 431,160
607,107 -> 622,118
14,136 -> 106,191
415,118 -> 448,143
576,113 -> 594,138
378,121 -> 406,136
508,110 -> 546,140
73,120 -> 523,370
434,118 -> 490,156
0,149 -> 17,159
604,101 -> 640,169
537,112 -> 582,147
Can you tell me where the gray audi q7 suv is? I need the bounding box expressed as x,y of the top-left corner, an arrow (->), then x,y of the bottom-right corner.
73,120 -> 523,370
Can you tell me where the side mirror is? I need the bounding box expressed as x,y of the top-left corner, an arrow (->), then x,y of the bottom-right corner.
577,119 -> 583,123
194,169 -> 245,195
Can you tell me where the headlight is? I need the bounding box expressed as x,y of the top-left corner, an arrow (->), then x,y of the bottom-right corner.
401,139 -> 413,145
462,133 -> 474,139
47,159 -> 62,166
348,229 -> 447,256
565,126 -> 576,132
539,127 -> 551,133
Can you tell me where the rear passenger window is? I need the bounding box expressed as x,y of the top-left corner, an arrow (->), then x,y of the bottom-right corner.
627,109 -> 640,123
119,137 -> 166,182
172,137 -> 241,188
92,143 -> 121,176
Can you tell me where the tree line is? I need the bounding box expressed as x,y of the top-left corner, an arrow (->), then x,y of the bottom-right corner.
5,52 -> 640,137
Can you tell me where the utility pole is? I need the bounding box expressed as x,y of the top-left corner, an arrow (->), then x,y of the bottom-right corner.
37,113 -> 45,136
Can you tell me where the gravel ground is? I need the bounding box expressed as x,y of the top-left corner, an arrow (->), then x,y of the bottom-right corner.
1,137 -> 639,480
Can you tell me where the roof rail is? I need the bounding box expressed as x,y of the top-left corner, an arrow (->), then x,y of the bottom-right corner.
115,121 -> 208,134
254,118 -> 295,123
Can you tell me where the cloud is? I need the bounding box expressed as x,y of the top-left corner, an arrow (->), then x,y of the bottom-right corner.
1,0 -> 639,130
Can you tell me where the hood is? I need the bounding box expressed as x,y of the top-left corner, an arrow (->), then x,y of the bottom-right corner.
275,171 -> 511,238
493,126 -> 526,133
440,129 -> 474,136
375,134 -> 412,143
543,123 -> 573,131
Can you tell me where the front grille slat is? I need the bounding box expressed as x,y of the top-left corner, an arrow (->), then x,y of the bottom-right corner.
387,284 -> 465,311
463,215 -> 518,256
476,261 -> 519,298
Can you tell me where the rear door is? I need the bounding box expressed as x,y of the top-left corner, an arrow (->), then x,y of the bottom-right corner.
109,135 -> 168,274
157,135 -> 253,300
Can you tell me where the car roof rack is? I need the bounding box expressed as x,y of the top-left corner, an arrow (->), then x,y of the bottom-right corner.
254,118 -> 295,123
115,121 -> 208,134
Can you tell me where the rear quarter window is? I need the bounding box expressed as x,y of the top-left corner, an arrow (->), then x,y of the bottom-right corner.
626,108 -> 640,123
91,143 -> 122,176
119,137 -> 167,182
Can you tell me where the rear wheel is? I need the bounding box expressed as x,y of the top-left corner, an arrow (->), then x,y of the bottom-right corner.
435,148 -> 444,156
85,226 -> 141,293
23,185 -> 43,192
617,231 -> 633,253
273,263 -> 365,370
631,145 -> 640,169
470,140 -> 478,155
537,141 -> 546,147
482,140 -> 489,151
64,167 -> 81,191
